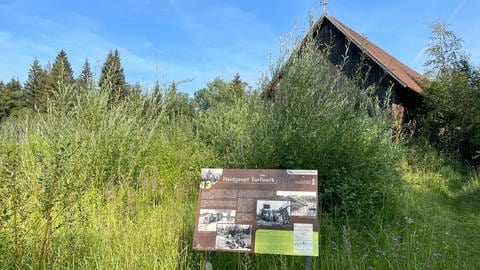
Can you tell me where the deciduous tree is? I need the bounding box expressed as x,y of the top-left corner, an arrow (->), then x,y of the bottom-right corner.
418,22 -> 480,163
194,74 -> 248,111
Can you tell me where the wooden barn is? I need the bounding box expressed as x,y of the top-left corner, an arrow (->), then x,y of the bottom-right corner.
265,13 -> 426,133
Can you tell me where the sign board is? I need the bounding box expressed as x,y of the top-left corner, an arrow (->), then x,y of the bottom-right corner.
193,169 -> 318,256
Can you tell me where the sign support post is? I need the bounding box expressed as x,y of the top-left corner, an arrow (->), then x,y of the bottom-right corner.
305,256 -> 312,270
205,251 -> 212,270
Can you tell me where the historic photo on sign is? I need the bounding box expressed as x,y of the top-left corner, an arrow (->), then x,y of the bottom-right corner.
197,209 -> 236,231
215,224 -> 252,251
193,169 -> 318,255
276,191 -> 317,217
256,200 -> 291,226
200,168 -> 223,189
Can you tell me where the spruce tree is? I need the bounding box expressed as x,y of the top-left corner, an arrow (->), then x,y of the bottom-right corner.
0,81 -> 5,120
77,58 -> 94,87
0,78 -> 25,121
48,49 -> 74,95
99,49 -> 128,102
25,58 -> 49,111
230,72 -> 246,101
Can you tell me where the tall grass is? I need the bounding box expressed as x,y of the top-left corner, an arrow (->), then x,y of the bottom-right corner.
198,37 -> 401,224
194,31 -> 480,269
1,27 -> 479,270
0,85 -> 219,269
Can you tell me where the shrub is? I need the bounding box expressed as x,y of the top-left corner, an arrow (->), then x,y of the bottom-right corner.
198,37 -> 403,223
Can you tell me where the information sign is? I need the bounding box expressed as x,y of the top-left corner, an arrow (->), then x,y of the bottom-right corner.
193,169 -> 318,256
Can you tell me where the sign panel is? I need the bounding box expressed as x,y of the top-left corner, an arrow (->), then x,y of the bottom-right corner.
193,169 -> 318,256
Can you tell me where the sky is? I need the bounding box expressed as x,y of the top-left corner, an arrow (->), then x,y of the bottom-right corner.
1,0 -> 479,96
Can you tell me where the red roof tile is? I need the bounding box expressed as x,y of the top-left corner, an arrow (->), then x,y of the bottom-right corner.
315,14 -> 425,93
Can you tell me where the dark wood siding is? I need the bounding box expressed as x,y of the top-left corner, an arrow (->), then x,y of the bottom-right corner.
313,20 -> 420,121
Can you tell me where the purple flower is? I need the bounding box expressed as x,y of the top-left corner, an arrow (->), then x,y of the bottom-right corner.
432,253 -> 442,258
367,266 -> 374,270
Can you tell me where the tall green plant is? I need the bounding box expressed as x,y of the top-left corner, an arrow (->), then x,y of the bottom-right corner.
197,36 -> 400,223
417,21 -> 480,165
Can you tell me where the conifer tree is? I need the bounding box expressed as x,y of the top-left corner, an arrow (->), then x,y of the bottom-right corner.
0,78 -> 25,121
99,49 -> 128,102
25,58 -> 49,111
77,58 -> 94,87
0,81 -> 5,119
48,49 -> 74,95
230,72 -> 246,100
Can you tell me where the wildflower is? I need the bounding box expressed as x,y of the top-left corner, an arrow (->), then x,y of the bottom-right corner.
367,266 -> 374,270
405,216 -> 413,224
432,253 -> 442,258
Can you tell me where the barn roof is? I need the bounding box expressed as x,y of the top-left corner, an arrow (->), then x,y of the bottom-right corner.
314,14 -> 425,93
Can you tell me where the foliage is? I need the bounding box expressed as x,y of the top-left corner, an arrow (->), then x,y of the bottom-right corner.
98,49 -> 128,103
419,71 -> 480,164
196,37 -> 400,223
25,58 -> 49,112
196,97 -> 257,166
0,84 -> 219,269
0,17 -> 479,270
193,74 -> 248,111
424,21 -> 463,79
0,78 -> 27,122
48,50 -> 74,95
77,58 -> 94,88
417,22 -> 480,165
164,82 -> 195,119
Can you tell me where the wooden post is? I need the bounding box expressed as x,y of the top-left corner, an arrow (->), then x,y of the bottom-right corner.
305,256 -> 312,270
205,251 -> 212,270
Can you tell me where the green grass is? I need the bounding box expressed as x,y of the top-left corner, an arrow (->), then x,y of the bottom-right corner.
1,91 -> 479,269
1,41 -> 479,269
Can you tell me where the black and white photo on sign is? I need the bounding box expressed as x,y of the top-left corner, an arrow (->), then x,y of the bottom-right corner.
197,209 -> 236,231
215,224 -> 252,251
276,191 -> 317,217
201,168 -> 223,182
200,168 -> 223,189
256,200 -> 291,226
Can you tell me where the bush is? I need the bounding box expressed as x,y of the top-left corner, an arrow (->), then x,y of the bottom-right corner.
198,38 -> 403,223
416,70 -> 480,165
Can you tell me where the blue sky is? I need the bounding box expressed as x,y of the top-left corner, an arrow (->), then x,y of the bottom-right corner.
1,0 -> 479,95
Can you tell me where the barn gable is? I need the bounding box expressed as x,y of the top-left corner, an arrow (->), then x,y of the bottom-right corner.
265,14 -> 426,128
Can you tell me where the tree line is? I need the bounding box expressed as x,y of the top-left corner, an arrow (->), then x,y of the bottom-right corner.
0,49 -> 251,123
1,22 -> 479,165
0,49 -> 128,120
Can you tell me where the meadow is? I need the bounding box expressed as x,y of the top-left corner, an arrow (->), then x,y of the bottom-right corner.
1,33 -> 479,270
